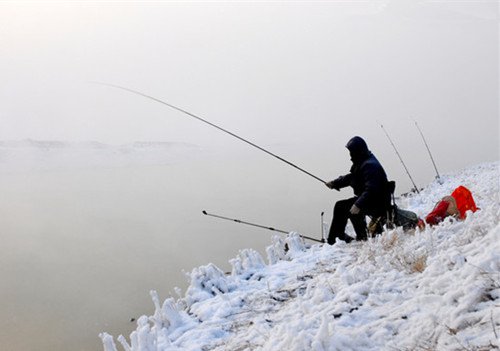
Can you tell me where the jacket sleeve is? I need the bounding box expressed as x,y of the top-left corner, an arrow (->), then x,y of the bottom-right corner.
332,173 -> 352,189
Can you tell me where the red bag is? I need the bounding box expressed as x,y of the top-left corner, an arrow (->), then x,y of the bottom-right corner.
451,186 -> 478,219
425,200 -> 449,225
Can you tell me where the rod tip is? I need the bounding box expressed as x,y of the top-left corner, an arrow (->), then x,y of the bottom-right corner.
202,210 -> 207,215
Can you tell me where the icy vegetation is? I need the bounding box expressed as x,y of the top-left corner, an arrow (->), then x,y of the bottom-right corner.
101,162 -> 499,351
0,139 -> 201,171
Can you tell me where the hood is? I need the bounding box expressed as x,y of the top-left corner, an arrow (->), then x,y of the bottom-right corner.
346,136 -> 370,162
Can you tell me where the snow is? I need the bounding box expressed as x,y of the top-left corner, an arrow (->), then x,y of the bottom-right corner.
101,162 -> 499,351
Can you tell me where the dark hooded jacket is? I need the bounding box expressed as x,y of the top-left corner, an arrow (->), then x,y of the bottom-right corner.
333,136 -> 390,215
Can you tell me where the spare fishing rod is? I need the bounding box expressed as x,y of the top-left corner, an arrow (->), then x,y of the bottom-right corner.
413,119 -> 441,181
320,211 -> 333,244
93,82 -> 327,185
202,210 -> 324,243
379,122 -> 420,194
320,211 -> 327,244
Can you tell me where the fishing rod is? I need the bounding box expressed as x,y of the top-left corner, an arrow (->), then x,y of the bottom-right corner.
413,120 -> 441,181
202,210 -> 324,243
93,82 -> 327,185
379,122 -> 420,194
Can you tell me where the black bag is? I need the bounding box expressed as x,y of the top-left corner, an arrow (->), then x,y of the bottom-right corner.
386,181 -> 419,231
392,207 -> 419,230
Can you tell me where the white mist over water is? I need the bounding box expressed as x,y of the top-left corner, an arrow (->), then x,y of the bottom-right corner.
0,143 -> 335,350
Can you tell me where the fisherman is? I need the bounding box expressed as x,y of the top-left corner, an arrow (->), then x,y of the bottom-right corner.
326,136 -> 390,244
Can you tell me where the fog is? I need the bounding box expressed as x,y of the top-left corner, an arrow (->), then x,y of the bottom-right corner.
1,2 -> 498,154
0,148 -> 342,350
0,1 -> 498,350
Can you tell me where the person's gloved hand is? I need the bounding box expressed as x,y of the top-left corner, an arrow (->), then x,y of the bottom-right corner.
350,204 -> 361,215
326,179 -> 341,191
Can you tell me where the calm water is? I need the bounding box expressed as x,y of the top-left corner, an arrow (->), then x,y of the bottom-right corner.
0,152 -> 334,350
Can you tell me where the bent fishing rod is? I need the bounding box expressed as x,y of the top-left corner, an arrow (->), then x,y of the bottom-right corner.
379,122 -> 420,194
93,82 -> 327,185
413,120 -> 441,181
202,210 -> 324,243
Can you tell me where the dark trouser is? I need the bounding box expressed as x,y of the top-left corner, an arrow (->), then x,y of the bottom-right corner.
328,197 -> 368,245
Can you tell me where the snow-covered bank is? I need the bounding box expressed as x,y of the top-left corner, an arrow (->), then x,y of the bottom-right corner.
101,162 -> 499,351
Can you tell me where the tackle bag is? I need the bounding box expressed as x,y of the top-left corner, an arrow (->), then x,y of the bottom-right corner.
384,181 -> 419,231
392,206 -> 419,230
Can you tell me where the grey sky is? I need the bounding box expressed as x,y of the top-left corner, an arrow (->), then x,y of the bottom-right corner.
0,1 -> 498,173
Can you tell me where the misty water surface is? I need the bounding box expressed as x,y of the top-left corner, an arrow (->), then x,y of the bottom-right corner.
0,148 -> 339,351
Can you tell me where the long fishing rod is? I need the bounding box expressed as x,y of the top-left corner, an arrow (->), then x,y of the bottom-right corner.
379,123 -> 420,194
413,120 -> 441,181
202,210 -> 324,243
94,82 -> 327,185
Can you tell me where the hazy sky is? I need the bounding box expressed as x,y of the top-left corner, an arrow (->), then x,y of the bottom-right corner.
0,1 -> 498,173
